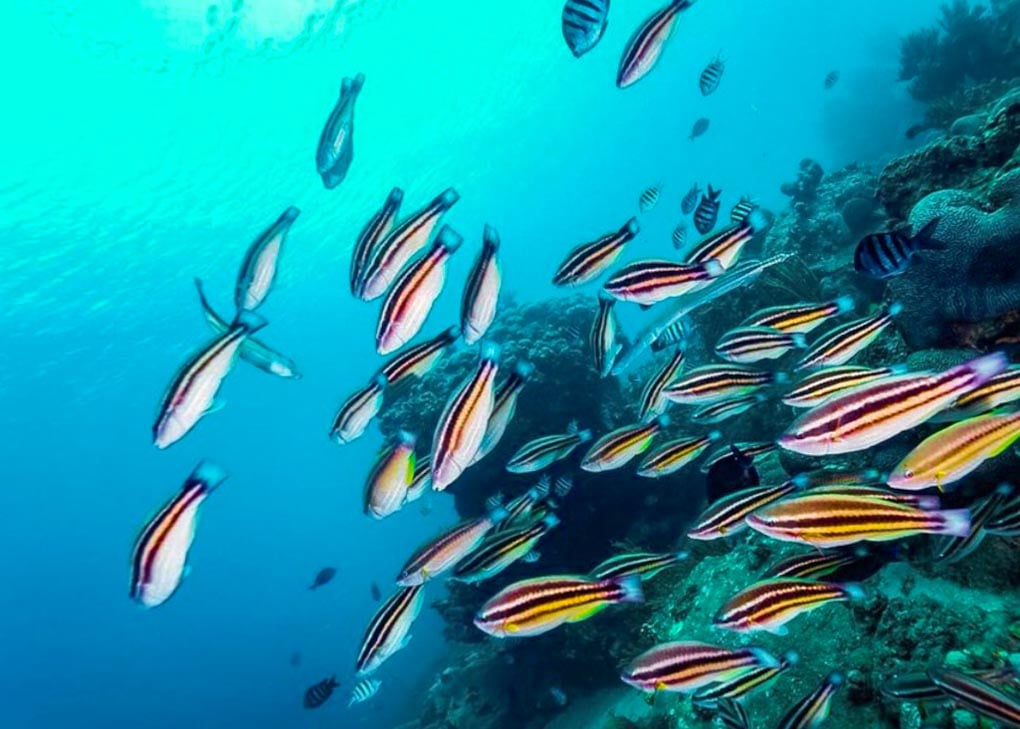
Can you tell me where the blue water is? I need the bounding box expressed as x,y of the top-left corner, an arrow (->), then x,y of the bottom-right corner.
0,1 -> 943,726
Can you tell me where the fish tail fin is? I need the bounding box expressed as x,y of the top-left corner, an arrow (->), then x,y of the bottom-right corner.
233,310 -> 268,333
515,360 -> 535,379
542,513 -> 561,529
656,414 -> 671,428
437,187 -> 461,209
748,646 -> 780,669
938,508 -> 972,538
834,294 -> 855,314
482,224 -> 500,251
964,351 -> 1008,387
479,340 -> 501,363
746,208 -> 769,233
349,73 -> 365,93
886,301 -> 904,317
386,186 -> 405,206
790,333 -> 809,349
842,582 -> 866,601
622,217 -> 641,237
675,549 -> 691,561
707,430 -> 723,442
887,362 -> 910,375
487,503 -> 510,523
782,650 -> 800,667
397,430 -> 416,447
612,574 -> 644,604
280,205 -> 301,223
773,371 -> 790,385
912,216 -> 947,250
435,224 -> 463,252
703,258 -> 725,278
190,460 -> 229,492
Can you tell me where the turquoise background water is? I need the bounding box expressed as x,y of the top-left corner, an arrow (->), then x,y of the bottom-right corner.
0,1 -> 940,726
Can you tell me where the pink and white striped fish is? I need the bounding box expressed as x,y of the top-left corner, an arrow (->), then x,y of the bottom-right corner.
355,585 -> 423,675
235,206 -> 300,311
397,505 -> 507,585
553,218 -> 640,286
376,225 -> 462,355
461,225 -> 502,345
617,0 -> 695,89
130,461 -> 228,608
431,343 -> 501,491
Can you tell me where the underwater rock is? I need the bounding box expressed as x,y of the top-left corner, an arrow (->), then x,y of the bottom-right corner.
780,158 -> 825,206
949,113 -> 984,136
841,195 -> 880,234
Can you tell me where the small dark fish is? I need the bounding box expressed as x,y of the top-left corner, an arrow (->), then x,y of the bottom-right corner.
706,445 -> 759,503
689,117 -> 710,141
699,56 -> 724,96
315,73 -> 364,189
289,651 -> 301,667
854,218 -> 945,279
639,184 -> 662,212
681,183 -> 701,215
730,195 -> 756,224
671,223 -> 687,250
309,567 -> 337,590
562,0 -> 610,58
824,70 -> 840,89
370,582 -> 382,601
693,185 -> 721,234
304,676 -> 339,709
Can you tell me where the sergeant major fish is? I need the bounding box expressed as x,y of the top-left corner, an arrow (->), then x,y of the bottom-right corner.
699,55 -> 724,96
854,217 -> 945,279
681,183 -> 700,215
693,185 -> 721,233
561,0 -> 610,58
304,676 -> 340,709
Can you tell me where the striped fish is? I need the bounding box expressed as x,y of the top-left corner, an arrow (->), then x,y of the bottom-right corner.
790,468 -> 884,489
662,365 -> 778,405
777,673 -> 843,729
377,326 -> 460,386
492,477 -> 551,531
715,326 -> 808,363
933,484 -> 1012,563
591,293 -> 623,377
453,514 -> 559,583
715,578 -> 863,634
988,489 -> 1020,536
794,303 -> 902,371
431,343 -> 500,491
741,296 -> 855,334
553,217 -> 640,286
693,651 -> 798,704
348,678 -> 381,707
801,483 -> 939,510
581,416 -> 667,472
397,507 -> 506,585
764,550 -> 864,580
507,423 -> 592,473
681,183 -> 701,215
561,0 -> 610,58
355,585 -> 423,675
304,676 -> 340,709
616,0 -> 694,88
712,698 -> 750,729
700,441 -> 776,474
747,493 -> 971,548
928,666 -> 1020,726
692,393 -> 765,424
330,375 -> 387,445
650,320 -> 686,352
352,188 -> 403,297
195,278 -> 300,379
684,214 -> 764,273
671,223 -> 687,250
404,454 -> 432,504
364,431 -> 415,520
589,551 -> 688,581
234,206 -> 300,312
603,258 -> 724,306
472,361 -> 534,465
687,482 -> 798,540
376,225 -> 462,355
153,311 -> 266,449
130,462 -> 227,609
475,573 -> 643,637
639,184 -> 662,212
729,195 -> 755,223
941,366 -> 1020,419
854,218 -> 945,279
888,412 -> 1020,491
360,188 -> 460,301
881,672 -> 947,703
637,432 -> 720,477
637,347 -> 686,420
621,641 -> 779,694
780,353 -> 1008,456
461,225 -> 502,345
693,185 -> 721,234
824,70 -> 840,89
315,73 -> 364,189
782,365 -> 905,408
699,56 -> 724,95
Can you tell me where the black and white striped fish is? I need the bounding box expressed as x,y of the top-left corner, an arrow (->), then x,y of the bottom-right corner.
671,223 -> 686,250
824,70 -> 840,89
639,184 -> 662,212
304,676 -> 340,709
650,320 -> 686,352
853,217 -> 945,279
348,678 -> 381,707
235,206 -> 300,312
714,697 -> 750,729
681,183 -> 700,214
699,56 -> 724,96
562,0 -> 610,58
730,195 -> 756,223
693,185 -> 721,234
928,667 -> 1020,727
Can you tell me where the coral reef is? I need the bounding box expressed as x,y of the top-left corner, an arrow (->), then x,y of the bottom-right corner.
780,158 -> 824,206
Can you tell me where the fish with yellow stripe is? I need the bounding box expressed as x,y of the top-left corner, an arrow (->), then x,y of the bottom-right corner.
777,673 -> 843,729
431,343 -> 501,491
782,364 -> 905,408
692,393 -> 766,424
153,311 -> 266,449
472,360 -> 534,465
364,431 -> 416,520
490,478 -> 551,532
888,411 -> 1020,491
603,258 -> 724,306
687,482 -> 798,540
581,416 -> 668,472
376,326 -> 460,386
397,504 -> 507,585
683,210 -> 767,272
747,493 -> 970,548
938,366 -> 1020,420
404,454 -> 432,504
714,578 -> 864,634
351,188 -> 403,297
794,303 -> 901,371
553,218 -> 640,286
663,365 -> 782,405
740,296 -> 855,334
376,225 -> 462,354
355,584 -> 423,675
507,422 -> 592,473
461,225 -> 502,345
453,514 -> 560,583
637,431 -> 720,477
692,650 -> 798,704
589,551 -> 689,581
474,573 -> 643,637
130,461 -> 228,608
715,326 -> 808,363
928,665 -> 1020,727
780,352 -> 1008,455
621,641 -> 780,694
637,347 -> 685,420
330,375 -> 387,445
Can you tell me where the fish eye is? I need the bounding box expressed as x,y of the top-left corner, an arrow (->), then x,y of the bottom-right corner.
903,469 -> 914,479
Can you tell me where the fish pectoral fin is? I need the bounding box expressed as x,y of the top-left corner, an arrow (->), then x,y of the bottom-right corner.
566,603 -> 607,623
205,399 -> 227,416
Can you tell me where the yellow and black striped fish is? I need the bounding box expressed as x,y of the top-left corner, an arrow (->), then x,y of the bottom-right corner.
581,416 -> 667,472
714,578 -> 863,634
687,482 -> 798,540
376,326 -> 460,386
621,641 -> 779,694
794,303 -> 901,371
692,650 -> 797,704
636,347 -> 686,420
